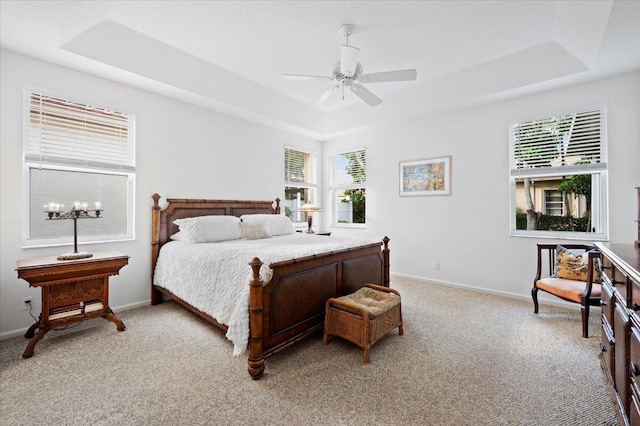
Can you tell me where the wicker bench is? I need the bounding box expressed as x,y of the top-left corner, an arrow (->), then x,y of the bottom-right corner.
323,283 -> 403,363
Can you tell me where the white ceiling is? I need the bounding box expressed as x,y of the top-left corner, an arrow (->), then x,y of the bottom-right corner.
1,1 -> 639,139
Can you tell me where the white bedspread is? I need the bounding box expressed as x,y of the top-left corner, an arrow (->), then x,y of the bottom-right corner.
153,233 -> 375,356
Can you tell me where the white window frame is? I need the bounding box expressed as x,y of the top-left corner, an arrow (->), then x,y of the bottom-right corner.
22,88 -> 136,247
284,146 -> 318,227
330,148 -> 366,229
508,106 -> 608,240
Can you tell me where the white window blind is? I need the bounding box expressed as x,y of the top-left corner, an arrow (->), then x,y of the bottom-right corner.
510,108 -> 606,175
284,148 -> 314,185
332,149 -> 366,188
25,92 -> 136,172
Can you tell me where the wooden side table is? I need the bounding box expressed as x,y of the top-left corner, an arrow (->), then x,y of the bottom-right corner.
16,251 -> 129,358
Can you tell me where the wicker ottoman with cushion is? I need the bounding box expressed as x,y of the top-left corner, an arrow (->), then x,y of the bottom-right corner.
323,283 -> 403,363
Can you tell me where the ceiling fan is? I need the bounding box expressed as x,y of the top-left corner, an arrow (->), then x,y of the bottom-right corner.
282,24 -> 417,107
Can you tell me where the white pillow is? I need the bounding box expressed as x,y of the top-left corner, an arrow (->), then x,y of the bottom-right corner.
240,221 -> 271,240
173,215 -> 243,243
170,231 -> 188,241
240,214 -> 294,236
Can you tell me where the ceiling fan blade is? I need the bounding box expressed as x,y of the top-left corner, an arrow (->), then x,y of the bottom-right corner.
358,69 -> 417,83
340,45 -> 360,76
282,74 -> 334,81
311,84 -> 341,106
350,83 -> 382,107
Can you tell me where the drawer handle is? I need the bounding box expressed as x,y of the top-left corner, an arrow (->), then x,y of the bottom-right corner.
633,363 -> 640,376
601,344 -> 607,353
601,300 -> 607,306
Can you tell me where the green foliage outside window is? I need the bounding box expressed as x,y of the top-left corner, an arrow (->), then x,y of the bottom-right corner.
340,151 -> 366,224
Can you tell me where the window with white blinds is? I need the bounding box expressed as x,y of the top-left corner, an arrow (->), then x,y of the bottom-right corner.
331,149 -> 366,226
510,108 -> 606,175
285,148 -> 314,185
23,90 -> 136,246
509,107 -> 608,239
332,149 -> 366,188
284,147 -> 317,223
25,92 -> 135,172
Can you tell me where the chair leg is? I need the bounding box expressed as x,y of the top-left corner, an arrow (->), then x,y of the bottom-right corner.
532,287 -> 539,314
581,305 -> 589,338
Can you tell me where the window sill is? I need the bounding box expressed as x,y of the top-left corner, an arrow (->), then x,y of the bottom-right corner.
21,235 -> 135,249
331,223 -> 367,230
510,230 -> 608,241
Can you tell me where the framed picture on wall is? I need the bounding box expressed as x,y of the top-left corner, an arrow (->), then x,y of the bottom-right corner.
399,156 -> 451,196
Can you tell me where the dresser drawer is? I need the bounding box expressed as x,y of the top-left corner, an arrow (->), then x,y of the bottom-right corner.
616,303 -> 631,415
602,282 -> 615,327
601,317 -> 615,381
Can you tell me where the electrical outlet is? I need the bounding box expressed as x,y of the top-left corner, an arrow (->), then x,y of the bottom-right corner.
434,262 -> 440,271
22,297 -> 33,311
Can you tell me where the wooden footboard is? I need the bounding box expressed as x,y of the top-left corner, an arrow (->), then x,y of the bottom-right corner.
247,238 -> 390,379
150,194 -> 390,380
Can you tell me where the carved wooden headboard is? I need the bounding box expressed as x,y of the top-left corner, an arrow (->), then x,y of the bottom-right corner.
150,193 -> 281,275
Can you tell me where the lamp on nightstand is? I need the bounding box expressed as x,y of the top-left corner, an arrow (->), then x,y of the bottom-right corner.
298,201 -> 322,234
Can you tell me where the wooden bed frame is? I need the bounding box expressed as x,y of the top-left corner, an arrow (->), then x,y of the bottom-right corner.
150,194 -> 390,379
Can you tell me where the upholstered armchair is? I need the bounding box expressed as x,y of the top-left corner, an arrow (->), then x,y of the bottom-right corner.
532,244 -> 601,338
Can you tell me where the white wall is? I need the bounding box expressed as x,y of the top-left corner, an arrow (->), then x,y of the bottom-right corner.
322,71 -> 640,303
2,48 -> 638,338
0,49 -> 321,337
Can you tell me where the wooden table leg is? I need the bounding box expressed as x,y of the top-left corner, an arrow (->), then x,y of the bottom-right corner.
23,325 -> 50,358
104,308 -> 126,331
24,316 -> 42,339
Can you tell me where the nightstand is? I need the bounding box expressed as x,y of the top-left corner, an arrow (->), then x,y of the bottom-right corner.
16,251 -> 129,358
296,230 -> 331,236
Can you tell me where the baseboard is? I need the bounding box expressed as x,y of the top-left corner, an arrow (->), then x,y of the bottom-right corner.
0,299 -> 151,341
390,272 -> 594,312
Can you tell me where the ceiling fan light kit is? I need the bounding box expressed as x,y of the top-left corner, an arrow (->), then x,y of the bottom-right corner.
283,24 -> 417,107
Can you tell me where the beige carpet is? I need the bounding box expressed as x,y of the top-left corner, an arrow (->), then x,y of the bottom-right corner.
0,277 -> 617,425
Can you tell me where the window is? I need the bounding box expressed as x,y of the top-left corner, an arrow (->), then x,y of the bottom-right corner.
331,149 -> 366,227
509,107 -> 607,239
284,147 -> 317,223
544,190 -> 564,216
23,90 -> 136,247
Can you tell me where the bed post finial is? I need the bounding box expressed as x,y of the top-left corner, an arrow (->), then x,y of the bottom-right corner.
274,198 -> 281,215
248,257 -> 265,379
152,193 -> 161,209
382,236 -> 390,287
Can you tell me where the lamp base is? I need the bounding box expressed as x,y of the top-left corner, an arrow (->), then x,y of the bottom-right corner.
57,252 -> 93,261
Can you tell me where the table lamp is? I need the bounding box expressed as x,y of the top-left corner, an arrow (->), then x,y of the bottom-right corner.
44,200 -> 103,260
298,201 -> 322,234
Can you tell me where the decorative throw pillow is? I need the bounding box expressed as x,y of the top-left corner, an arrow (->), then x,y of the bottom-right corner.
173,215 -> 243,243
240,214 -> 294,236
240,221 -> 272,240
555,245 -> 602,283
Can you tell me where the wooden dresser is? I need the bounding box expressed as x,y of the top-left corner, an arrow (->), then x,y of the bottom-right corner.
597,242 -> 640,425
